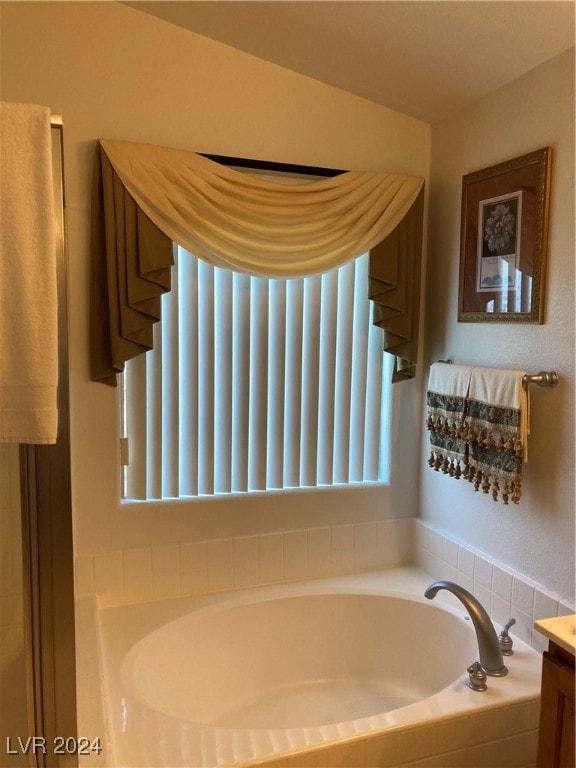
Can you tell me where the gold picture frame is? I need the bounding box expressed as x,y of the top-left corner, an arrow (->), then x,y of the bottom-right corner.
458,147 -> 551,323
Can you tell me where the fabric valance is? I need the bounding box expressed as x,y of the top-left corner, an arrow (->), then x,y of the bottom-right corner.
90,139 -> 424,385
369,187 -> 424,382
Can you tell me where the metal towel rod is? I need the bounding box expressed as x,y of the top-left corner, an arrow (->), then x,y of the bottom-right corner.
437,361 -> 559,388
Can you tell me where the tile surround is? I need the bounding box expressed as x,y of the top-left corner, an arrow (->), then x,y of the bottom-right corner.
74,517 -> 567,767
75,518 -> 413,608
413,519 -> 575,652
74,517 -> 574,653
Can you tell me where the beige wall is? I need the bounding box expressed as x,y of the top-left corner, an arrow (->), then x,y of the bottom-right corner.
422,48 -> 575,602
4,2 -> 571,605
0,2 -> 430,555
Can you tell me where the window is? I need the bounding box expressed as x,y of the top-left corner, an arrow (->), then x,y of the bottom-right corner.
121,246 -> 392,501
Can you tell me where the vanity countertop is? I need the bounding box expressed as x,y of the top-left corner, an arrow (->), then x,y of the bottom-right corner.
535,614 -> 576,656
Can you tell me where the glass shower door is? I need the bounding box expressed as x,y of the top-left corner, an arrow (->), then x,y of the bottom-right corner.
0,119 -> 76,768
0,444 -> 28,767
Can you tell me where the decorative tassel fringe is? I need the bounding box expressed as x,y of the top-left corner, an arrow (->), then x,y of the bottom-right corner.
427,408 -> 523,505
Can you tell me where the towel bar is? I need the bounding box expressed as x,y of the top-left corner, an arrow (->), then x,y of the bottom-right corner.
436,361 -> 559,389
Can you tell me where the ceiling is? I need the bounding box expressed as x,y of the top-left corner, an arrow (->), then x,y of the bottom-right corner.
124,1 -> 575,123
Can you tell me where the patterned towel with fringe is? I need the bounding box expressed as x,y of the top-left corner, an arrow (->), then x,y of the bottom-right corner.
426,363 -> 474,479
427,363 -> 529,505
465,367 -> 529,504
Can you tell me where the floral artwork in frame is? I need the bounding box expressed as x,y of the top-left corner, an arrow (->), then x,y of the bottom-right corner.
458,147 -> 551,323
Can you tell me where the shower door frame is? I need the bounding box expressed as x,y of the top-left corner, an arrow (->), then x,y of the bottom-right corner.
19,120 -> 77,768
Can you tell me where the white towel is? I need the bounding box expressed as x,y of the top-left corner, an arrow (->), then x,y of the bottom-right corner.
464,366 -> 529,504
468,367 -> 529,461
426,363 -> 474,475
426,363 -> 530,504
427,362 -> 473,402
0,102 -> 58,443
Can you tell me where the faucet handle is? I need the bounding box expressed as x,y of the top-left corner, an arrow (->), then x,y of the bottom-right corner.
498,618 -> 516,655
467,661 -> 488,691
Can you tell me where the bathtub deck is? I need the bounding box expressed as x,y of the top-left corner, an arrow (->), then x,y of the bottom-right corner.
81,567 -> 542,768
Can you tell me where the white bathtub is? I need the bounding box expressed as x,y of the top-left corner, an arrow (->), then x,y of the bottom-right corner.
96,569 -> 542,767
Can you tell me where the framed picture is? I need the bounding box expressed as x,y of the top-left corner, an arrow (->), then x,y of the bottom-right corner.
458,147 -> 551,323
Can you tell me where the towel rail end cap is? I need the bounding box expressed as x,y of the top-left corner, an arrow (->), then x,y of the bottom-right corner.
522,371 -> 559,388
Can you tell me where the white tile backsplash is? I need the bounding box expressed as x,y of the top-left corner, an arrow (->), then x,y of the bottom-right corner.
473,555 -> 493,590
440,562 -> 458,583
457,546 -> 475,578
93,551 -> 124,604
76,517 -> 574,652
307,527 -> 331,579
258,532 -> 283,584
76,519 -> 412,607
233,535 -> 259,588
123,547 -> 152,604
492,592 -> 512,627
492,564 -> 513,601
330,524 -> 354,575
533,589 -> 558,622
180,540 -> 207,570
512,607 -> 533,645
427,528 -> 444,558
377,519 -> 403,569
512,576 -> 535,616
152,543 -> 180,599
473,583 -> 492,615
413,519 -> 575,651
283,529 -> 308,581
353,522 -> 379,571
558,601 -> 574,616
74,554 -> 94,596
441,537 -> 459,568
180,563 -> 207,595
180,541 -> 207,594
414,519 -> 429,552
207,538 -> 234,592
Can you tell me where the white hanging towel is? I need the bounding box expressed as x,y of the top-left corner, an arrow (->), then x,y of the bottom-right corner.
466,366 -> 529,504
0,102 -> 58,443
426,362 -> 473,476
467,366 -> 530,459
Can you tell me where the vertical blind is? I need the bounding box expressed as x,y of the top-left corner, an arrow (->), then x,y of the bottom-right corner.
123,246 -> 391,500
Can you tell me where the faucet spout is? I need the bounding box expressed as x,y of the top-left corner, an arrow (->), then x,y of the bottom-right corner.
425,580 -> 508,677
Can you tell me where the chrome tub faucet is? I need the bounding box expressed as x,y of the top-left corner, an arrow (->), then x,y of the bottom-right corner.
425,580 -> 508,677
